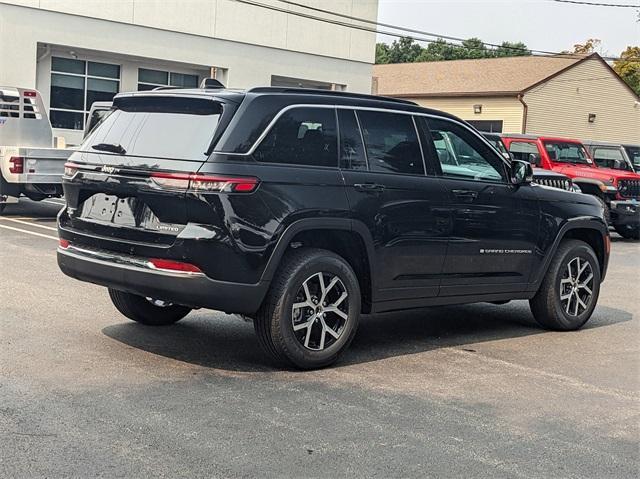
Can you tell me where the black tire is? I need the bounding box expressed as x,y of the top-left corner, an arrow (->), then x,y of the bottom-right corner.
254,248 -> 361,369
0,204 -> 6,215
530,239 -> 601,331
614,224 -> 640,240
108,288 -> 191,326
594,196 -> 610,226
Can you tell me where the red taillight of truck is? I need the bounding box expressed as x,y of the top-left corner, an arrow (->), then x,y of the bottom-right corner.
9,156 -> 24,174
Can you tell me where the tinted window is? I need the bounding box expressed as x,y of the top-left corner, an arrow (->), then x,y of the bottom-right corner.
337,109 -> 367,170
84,108 -> 112,138
254,107 -> 337,167
427,118 -> 506,182
508,141 -> 539,162
357,111 -> 424,175
82,97 -> 221,161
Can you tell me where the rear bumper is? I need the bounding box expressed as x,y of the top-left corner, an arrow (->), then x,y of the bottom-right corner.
57,245 -> 268,314
610,200 -> 640,228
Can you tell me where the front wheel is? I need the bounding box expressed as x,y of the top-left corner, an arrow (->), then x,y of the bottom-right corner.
530,240 -> 601,331
254,248 -> 361,369
108,289 -> 191,326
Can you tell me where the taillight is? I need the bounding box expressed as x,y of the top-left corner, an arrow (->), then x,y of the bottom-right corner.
148,258 -> 202,274
23,90 -> 37,98
150,172 -> 259,193
191,175 -> 259,192
9,156 -> 24,174
64,162 -> 79,177
59,239 -> 70,249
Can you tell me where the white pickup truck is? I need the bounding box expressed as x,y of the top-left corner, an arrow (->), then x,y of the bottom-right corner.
0,86 -> 73,213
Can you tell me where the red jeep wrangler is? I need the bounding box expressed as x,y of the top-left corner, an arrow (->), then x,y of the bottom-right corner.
502,135 -> 640,239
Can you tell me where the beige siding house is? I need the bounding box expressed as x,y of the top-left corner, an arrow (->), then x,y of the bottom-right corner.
372,54 -> 640,143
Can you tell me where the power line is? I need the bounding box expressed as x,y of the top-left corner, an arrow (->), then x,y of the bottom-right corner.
234,0 -> 593,60
274,0 -> 561,57
550,0 -> 640,7
240,0 -> 637,62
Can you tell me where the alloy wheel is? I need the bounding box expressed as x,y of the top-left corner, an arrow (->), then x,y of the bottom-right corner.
291,272 -> 349,351
559,257 -> 594,317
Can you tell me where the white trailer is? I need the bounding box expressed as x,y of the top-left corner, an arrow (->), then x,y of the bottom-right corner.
0,86 -> 73,213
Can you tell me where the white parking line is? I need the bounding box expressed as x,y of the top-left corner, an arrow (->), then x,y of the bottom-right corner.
0,223 -> 58,241
0,217 -> 58,231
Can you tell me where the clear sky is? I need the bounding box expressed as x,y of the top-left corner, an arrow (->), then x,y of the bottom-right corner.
377,0 -> 640,58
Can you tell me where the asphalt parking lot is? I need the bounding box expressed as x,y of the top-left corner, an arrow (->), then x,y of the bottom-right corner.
1,199 -> 638,478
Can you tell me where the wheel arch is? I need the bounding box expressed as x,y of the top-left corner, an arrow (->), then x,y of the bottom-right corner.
260,218 -> 376,313
533,219 -> 608,290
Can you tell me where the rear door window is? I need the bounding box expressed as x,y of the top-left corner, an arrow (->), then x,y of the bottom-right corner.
82,96 -> 222,161
254,107 -> 337,168
357,111 -> 424,176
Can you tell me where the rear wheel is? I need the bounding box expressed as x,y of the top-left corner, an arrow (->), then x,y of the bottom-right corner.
254,248 -> 361,369
108,289 -> 191,326
0,204 -> 5,215
530,240 -> 601,331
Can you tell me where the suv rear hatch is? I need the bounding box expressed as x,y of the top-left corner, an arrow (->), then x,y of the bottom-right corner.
60,93 -> 238,252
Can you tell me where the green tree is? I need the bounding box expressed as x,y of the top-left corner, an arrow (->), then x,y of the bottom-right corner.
375,43 -> 391,64
460,37 -> 489,59
613,46 -> 640,96
386,37 -> 424,63
417,38 -> 462,62
495,41 -> 531,57
375,36 -> 532,64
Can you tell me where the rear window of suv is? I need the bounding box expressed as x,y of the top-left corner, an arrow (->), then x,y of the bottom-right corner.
81,96 -> 222,161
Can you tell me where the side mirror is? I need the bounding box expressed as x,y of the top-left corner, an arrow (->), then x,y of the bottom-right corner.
528,153 -> 541,166
511,160 -> 533,185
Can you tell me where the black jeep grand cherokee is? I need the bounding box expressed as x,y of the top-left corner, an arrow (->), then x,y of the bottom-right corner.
58,87 -> 610,369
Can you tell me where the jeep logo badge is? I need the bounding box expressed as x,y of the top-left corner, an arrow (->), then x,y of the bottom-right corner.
101,165 -> 118,174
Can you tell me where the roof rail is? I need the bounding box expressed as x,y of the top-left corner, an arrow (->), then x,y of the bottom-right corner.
151,86 -> 184,91
247,87 -> 418,106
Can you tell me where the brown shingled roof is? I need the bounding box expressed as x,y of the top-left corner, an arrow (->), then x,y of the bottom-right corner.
372,55 -> 583,97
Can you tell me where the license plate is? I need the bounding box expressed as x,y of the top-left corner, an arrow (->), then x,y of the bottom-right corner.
81,194 -> 147,227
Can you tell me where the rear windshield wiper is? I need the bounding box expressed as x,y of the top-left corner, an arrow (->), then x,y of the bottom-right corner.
91,143 -> 127,155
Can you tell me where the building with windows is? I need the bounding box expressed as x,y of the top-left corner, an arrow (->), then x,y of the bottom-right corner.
373,53 -> 640,144
0,0 -> 377,145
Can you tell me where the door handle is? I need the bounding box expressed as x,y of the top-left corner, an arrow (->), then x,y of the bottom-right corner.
354,183 -> 385,193
452,189 -> 478,201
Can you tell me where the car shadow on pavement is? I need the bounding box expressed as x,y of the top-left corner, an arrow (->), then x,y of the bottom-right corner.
101,301 -> 633,373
